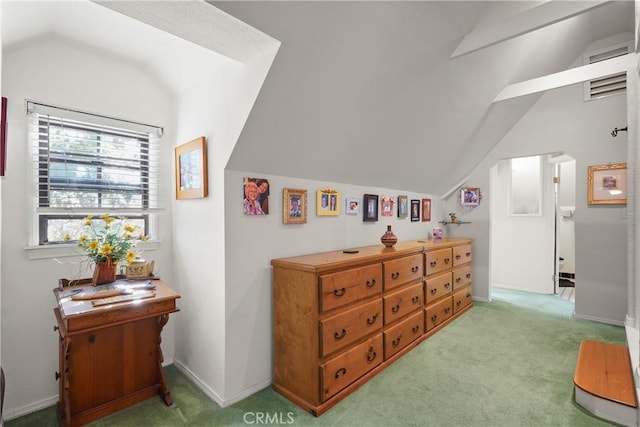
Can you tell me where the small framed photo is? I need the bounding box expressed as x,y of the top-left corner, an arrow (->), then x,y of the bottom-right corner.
283,188 -> 307,224
346,197 -> 360,215
422,198 -> 431,222
460,187 -> 481,208
588,163 -> 627,205
317,188 -> 340,215
243,177 -> 270,215
380,195 -> 395,217
410,199 -> 420,222
175,136 -> 208,199
397,195 -> 408,218
363,194 -> 378,222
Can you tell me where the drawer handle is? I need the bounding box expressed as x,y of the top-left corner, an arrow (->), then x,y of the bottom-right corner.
456,277 -> 462,283
466,273 -> 471,279
334,367 -> 347,379
412,296 -> 420,304
430,261 -> 437,267
431,314 -> 437,322
391,272 -> 400,280
333,288 -> 346,297
444,307 -> 451,314
411,266 -> 419,273
466,293 -> 471,298
412,325 -> 420,334
456,300 -> 462,307
366,279 -> 376,288
430,288 -> 437,295
55,371 -> 60,381
391,304 -> 400,314
466,252 -> 471,257
392,335 -> 402,348
444,282 -> 451,289
367,347 -> 377,362
456,254 -> 461,260
366,313 -> 379,325
444,258 -> 450,264
334,329 -> 347,340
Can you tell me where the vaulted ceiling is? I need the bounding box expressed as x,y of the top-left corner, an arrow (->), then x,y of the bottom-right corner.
2,1 -> 635,197
214,1 -> 634,196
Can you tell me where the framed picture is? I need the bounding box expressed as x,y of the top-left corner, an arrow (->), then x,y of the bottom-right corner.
317,188 -> 340,215
1,97 -> 7,176
588,163 -> 627,205
397,195 -> 408,218
346,197 -> 360,215
410,199 -> 420,222
363,194 -> 378,222
380,195 -> 395,217
175,136 -> 208,199
283,188 -> 307,224
243,177 -> 270,215
460,187 -> 481,209
422,198 -> 431,222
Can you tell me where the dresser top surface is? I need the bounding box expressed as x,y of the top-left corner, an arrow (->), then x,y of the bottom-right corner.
271,238 -> 472,272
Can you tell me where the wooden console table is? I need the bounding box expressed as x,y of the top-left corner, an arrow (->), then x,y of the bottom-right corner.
53,279 -> 180,426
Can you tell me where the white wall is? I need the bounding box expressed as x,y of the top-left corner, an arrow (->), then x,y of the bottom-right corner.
171,43 -> 279,404
0,37 -> 176,419
223,169 -> 445,401
447,62 -> 628,324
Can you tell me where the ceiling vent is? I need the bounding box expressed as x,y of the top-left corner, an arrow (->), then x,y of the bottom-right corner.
583,42 -> 632,101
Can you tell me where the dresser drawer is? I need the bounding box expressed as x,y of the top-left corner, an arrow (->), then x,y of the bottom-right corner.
452,265 -> 472,290
383,282 -> 423,325
320,334 -> 383,401
383,254 -> 423,291
453,286 -> 472,314
425,272 -> 452,304
319,299 -> 383,357
453,244 -> 472,266
383,311 -> 423,359
425,297 -> 452,331
319,264 -> 382,313
425,248 -> 452,276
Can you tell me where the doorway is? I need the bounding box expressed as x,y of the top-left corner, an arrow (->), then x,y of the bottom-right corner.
489,153 -> 575,307
551,155 -> 576,302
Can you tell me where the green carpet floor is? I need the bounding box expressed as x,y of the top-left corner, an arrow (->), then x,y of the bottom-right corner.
7,288 -> 627,426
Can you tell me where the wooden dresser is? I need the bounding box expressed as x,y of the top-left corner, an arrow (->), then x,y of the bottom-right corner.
271,238 -> 472,416
53,279 -> 180,427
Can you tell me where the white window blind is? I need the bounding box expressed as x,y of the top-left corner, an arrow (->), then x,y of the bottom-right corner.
27,101 -> 162,244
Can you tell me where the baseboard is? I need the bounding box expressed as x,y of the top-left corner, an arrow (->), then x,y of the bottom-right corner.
2,395 -> 58,422
172,359 -> 272,408
573,312 -> 625,327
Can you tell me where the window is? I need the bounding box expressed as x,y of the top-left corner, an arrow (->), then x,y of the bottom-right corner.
509,155 -> 542,216
28,102 -> 161,245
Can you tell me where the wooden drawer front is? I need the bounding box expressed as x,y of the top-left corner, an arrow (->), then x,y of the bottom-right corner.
453,244 -> 472,266
425,297 -> 452,331
319,299 -> 383,357
425,248 -> 453,276
383,282 -> 423,325
319,264 -> 382,313
383,311 -> 423,359
383,254 -> 423,291
452,265 -> 472,290
321,334 -> 383,401
425,272 -> 452,304
453,286 -> 472,314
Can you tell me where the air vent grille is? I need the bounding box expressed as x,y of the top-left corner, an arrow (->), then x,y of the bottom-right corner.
584,42 -> 631,101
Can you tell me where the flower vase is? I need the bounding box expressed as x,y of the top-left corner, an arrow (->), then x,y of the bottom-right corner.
92,261 -> 117,286
380,225 -> 398,248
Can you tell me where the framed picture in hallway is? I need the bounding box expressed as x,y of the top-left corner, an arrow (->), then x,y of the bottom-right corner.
588,163 -> 627,205
283,188 -> 307,224
363,194 -> 378,222
410,199 -> 420,222
422,198 -> 431,222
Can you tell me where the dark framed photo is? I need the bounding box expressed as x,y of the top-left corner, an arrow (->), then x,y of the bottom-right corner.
363,194 -> 378,222
410,199 -> 420,222
175,136 -> 208,199
397,195 -> 408,218
422,198 -> 431,222
283,188 -> 307,224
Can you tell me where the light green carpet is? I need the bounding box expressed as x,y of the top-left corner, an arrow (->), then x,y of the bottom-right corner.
7,288 -> 626,426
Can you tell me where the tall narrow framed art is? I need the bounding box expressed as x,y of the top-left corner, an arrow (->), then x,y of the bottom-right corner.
175,136 -> 208,199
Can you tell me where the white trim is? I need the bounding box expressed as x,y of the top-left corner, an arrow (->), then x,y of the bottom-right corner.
25,240 -> 161,260
573,312 -> 625,327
